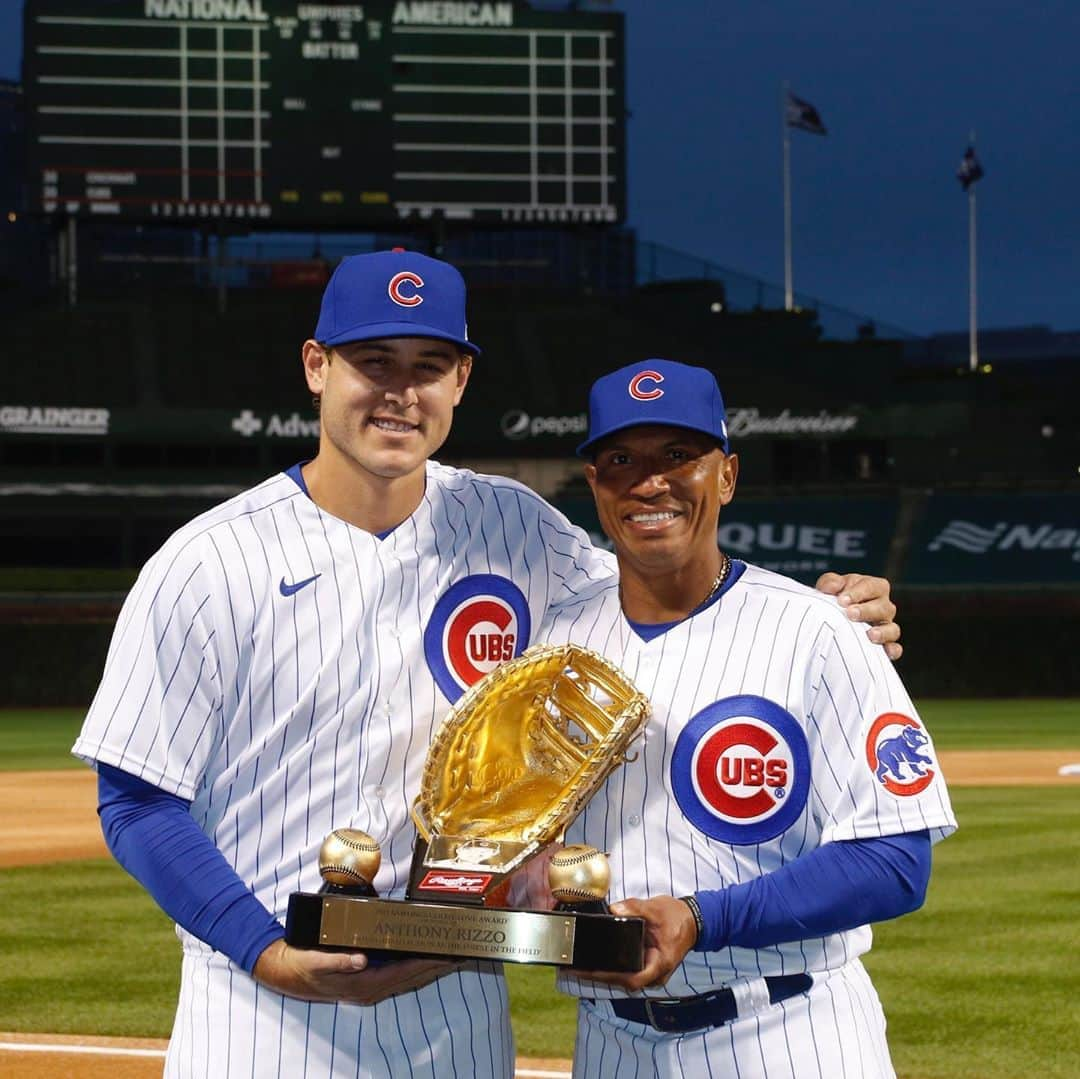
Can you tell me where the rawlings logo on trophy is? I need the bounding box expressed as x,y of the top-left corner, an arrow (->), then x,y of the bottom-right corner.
286,644 -> 649,971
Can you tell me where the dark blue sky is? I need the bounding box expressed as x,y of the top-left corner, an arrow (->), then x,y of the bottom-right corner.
3,1 -> 1077,336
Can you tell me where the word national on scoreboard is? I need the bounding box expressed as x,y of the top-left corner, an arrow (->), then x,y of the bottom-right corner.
23,0 -> 625,227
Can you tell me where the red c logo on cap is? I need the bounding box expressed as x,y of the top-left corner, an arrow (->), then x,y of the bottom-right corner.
629,370 -> 664,400
388,271 -> 424,307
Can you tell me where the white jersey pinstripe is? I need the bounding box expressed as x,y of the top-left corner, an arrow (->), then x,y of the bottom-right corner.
539,561 -> 956,1078
74,461 -> 614,1079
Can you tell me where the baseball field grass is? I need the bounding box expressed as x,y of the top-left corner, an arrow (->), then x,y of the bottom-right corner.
0,702 -> 1078,1078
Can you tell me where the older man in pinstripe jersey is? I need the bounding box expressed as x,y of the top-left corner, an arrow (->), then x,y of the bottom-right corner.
534,359 -> 955,1079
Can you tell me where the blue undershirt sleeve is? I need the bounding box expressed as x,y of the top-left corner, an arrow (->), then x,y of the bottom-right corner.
692,831 -> 931,953
97,762 -> 286,973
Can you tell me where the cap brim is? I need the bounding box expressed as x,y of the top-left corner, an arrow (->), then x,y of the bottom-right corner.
576,418 -> 729,457
320,320 -> 481,356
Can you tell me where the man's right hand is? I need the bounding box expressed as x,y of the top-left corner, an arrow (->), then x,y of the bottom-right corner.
252,938 -> 461,1005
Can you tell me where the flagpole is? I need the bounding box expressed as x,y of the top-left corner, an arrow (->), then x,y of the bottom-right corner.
968,185 -> 978,371
782,82 -> 793,311
968,130 -> 978,372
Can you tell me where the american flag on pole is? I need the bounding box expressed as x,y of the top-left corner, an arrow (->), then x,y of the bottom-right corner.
785,92 -> 827,135
957,146 -> 985,190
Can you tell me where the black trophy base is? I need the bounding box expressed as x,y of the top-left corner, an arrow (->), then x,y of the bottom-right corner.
286,892 -> 644,972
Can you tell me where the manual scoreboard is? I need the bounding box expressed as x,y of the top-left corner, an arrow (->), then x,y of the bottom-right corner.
23,0 -> 625,226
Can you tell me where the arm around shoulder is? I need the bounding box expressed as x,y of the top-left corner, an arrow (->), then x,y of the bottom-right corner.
815,570 -> 902,660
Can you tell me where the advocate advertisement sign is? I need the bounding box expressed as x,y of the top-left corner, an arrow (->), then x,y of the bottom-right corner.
905,493 -> 1080,586
554,495 -> 898,584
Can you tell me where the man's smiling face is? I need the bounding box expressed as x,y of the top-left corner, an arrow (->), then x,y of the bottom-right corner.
305,336 -> 472,484
585,425 -> 738,575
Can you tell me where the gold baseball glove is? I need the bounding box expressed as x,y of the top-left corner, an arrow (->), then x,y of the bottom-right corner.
411,643 -> 649,876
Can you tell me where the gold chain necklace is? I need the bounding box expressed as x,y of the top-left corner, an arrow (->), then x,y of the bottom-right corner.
696,551 -> 732,610
619,551 -> 732,616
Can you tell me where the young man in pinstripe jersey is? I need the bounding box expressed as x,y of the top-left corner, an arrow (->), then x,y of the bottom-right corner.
536,359 -> 956,1079
74,254 -> 904,1078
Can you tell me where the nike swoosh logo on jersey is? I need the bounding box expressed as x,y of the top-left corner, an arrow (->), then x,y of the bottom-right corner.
279,573 -> 321,596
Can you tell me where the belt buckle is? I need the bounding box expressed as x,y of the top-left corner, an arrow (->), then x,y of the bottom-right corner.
642,996 -> 684,1032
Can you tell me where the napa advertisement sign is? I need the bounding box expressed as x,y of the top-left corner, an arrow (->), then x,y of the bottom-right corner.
905,493 -> 1080,586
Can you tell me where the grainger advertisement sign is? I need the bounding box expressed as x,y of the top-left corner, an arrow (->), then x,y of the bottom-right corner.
0,405 -> 319,442
904,493 -> 1080,586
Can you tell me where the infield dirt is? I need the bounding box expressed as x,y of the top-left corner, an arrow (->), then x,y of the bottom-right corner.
0,1034 -> 568,1079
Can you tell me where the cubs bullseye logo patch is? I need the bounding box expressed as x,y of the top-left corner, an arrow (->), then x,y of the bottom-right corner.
424,575 -> 531,701
388,270 -> 424,307
671,695 -> 810,844
866,712 -> 936,796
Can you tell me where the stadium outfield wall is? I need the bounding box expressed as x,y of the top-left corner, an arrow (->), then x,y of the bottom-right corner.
2,485 -> 1078,705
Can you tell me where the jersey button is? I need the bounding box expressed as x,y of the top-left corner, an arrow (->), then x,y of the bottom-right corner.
374,785 -> 386,799
628,814 -> 641,827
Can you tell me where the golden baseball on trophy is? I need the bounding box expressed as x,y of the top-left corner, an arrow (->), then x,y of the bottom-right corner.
318,828 -> 381,888
548,844 -> 611,903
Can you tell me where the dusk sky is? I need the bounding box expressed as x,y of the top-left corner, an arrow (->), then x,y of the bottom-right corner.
3,1 -> 1077,337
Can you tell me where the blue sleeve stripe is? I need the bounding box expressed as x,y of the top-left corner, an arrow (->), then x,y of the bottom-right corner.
97,762 -> 284,972
693,831 -> 932,952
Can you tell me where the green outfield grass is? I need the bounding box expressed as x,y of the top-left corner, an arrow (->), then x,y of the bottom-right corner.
2,698 -> 1078,773
0,860 -> 179,1037
0,568 -> 138,592
916,698 -> 1080,750
863,786 -> 1080,1079
0,710 -> 92,771
0,788 -> 1076,1075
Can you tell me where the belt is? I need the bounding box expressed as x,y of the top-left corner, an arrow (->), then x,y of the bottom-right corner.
596,973 -> 813,1034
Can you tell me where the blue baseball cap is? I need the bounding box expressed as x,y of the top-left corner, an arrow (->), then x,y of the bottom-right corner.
577,359 -> 729,457
314,249 -> 481,355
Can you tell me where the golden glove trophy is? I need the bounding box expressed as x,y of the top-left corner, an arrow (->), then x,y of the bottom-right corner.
286,644 -> 649,971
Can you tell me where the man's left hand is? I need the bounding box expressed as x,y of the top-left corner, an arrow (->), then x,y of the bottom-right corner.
816,572 -> 902,661
564,895 -> 697,992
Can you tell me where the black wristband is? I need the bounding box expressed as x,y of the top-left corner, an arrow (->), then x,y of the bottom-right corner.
679,894 -> 704,949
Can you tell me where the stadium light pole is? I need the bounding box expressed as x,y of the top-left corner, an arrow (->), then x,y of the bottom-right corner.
968,130 -> 979,373
782,83 -> 793,311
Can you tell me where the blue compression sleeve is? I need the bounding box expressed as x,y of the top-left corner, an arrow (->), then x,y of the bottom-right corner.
693,831 -> 931,952
97,763 -> 285,972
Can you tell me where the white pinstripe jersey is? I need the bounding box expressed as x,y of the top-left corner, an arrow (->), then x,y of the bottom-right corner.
542,561 -> 957,1002
74,460 -> 614,1079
